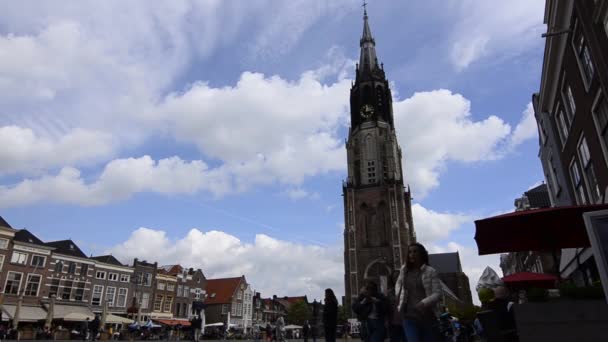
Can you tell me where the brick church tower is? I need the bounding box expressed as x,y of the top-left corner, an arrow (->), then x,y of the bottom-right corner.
343,7 -> 416,312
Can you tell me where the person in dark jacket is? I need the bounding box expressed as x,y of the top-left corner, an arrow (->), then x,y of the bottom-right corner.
81,318 -> 90,341
89,315 -> 100,341
352,280 -> 388,342
322,288 -> 338,342
303,320 -> 310,342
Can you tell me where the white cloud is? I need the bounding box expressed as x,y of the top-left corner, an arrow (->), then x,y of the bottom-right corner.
394,89 -> 512,197
448,0 -> 545,70
0,156 -> 230,208
509,102 -> 538,148
108,227 -> 344,302
0,126 -> 114,175
283,188 -> 320,201
411,204 -> 472,245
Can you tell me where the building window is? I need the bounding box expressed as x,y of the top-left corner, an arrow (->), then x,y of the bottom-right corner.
222,304 -> 228,314
231,302 -> 237,315
578,136 -> 601,202
31,255 -> 46,268
177,285 -> 183,297
562,83 -> 576,123
143,273 -> 152,286
183,286 -> 189,298
195,288 -> 201,299
0,238 -> 8,249
570,158 -> 587,205
237,290 -> 243,300
556,107 -> 569,144
24,274 -> 42,297
164,296 -> 173,312
96,271 -> 106,279
11,251 -> 28,265
108,273 -> 118,281
0,254 -> 4,271
68,262 -> 76,274
92,285 -> 104,306
157,282 -> 165,291
80,263 -> 89,276
74,282 -> 85,301
573,20 -> 595,84
167,283 -> 175,292
54,261 -> 63,273
548,152 -> 561,195
141,293 -> 150,309
117,288 -> 128,307
106,287 -> 116,306
120,274 -> 130,282
62,280 -> 73,300
593,91 -> 608,161
176,302 -> 181,317
4,272 -> 22,294
49,279 -> 60,298
154,295 -> 163,312
237,303 -> 242,316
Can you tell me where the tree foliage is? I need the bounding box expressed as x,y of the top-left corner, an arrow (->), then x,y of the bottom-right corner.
287,301 -> 312,325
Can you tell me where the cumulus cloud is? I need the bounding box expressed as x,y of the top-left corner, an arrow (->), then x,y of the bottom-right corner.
448,0 -> 545,71
411,204 -> 472,245
509,102 -> 538,148
0,156 -> 230,208
108,227 -> 343,302
394,89 -> 512,197
0,126 -> 114,175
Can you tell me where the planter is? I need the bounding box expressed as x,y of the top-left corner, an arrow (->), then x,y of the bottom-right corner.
513,300 -> 608,341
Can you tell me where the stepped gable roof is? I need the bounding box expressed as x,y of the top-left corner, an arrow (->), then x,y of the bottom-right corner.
205,277 -> 243,305
429,252 -> 462,274
45,240 -> 87,258
14,229 -> 45,245
525,183 -> 551,209
0,216 -> 12,228
91,255 -> 124,266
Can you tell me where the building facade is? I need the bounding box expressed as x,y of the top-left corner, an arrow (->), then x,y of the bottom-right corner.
90,255 -> 134,316
343,8 -> 416,313
428,252 -> 473,306
151,271 -> 177,319
204,276 -> 249,327
132,258 -> 158,322
534,0 -> 608,285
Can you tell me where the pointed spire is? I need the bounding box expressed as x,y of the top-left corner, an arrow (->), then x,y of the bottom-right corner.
359,1 -> 378,73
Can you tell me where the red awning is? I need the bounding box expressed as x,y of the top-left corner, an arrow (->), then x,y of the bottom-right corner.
502,272 -> 558,289
155,319 -> 191,327
474,204 -> 608,255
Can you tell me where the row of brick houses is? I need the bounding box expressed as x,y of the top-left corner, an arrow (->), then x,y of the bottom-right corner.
0,217 -> 310,335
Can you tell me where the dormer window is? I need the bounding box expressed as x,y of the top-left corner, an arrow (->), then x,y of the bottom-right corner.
69,244 -> 74,250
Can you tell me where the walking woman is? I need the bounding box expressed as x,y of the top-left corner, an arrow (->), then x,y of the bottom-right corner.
322,288 -> 338,342
395,242 -> 442,342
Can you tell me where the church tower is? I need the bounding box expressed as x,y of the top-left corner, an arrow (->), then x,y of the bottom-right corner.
343,7 -> 416,311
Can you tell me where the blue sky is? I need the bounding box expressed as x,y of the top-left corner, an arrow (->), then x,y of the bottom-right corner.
0,0 -> 546,302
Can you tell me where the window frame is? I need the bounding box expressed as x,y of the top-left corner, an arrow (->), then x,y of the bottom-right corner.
4,271 -> 23,295
141,292 -> 150,309
561,79 -> 576,124
30,255 -> 46,268
67,262 -> 76,274
74,282 -> 85,301
91,285 -> 104,306
591,90 -> 608,171
24,273 -> 42,297
0,254 -> 4,272
154,294 -> 163,312
555,105 -> 570,145
96,271 -> 106,280
54,260 -> 63,273
157,282 -> 165,291
0,238 -> 9,249
61,280 -> 73,300
120,274 -> 130,283
222,304 -> 228,314
117,288 -> 128,307
80,263 -> 89,276
577,135 -> 601,203
571,18 -> 595,90
569,157 -> 587,205
11,251 -> 28,265
163,295 -> 173,312
108,273 -> 119,282
106,286 -> 116,306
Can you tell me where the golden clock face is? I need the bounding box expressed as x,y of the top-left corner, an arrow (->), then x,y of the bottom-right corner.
360,104 -> 374,119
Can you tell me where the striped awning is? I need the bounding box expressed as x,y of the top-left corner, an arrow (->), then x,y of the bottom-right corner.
1,304 -> 47,322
